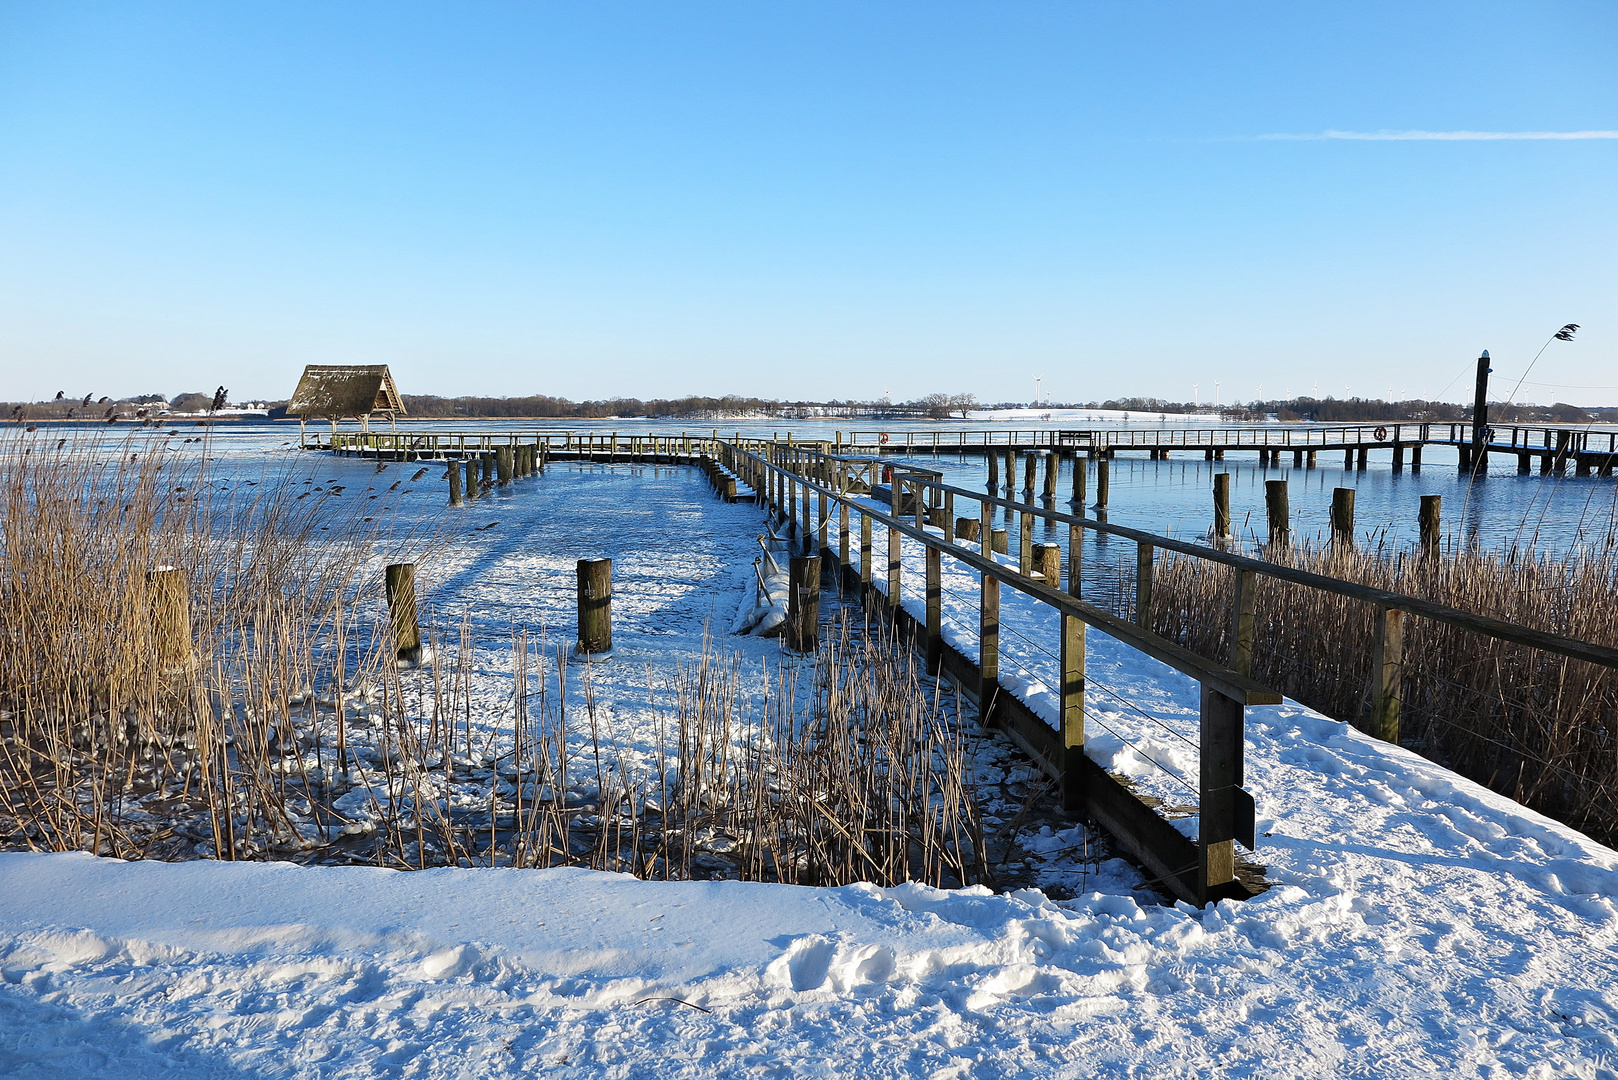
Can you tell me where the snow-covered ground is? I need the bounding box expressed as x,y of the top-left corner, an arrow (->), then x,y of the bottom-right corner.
3,456 -> 1617,1078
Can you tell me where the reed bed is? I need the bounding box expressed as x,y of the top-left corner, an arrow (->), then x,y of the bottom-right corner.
0,430 -> 425,859
1149,536 -> 1618,845
0,432 -> 988,886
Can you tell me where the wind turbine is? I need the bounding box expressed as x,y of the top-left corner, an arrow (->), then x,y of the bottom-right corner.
1214,381 -> 1221,407
1034,375 -> 1044,407
1193,382 -> 1200,408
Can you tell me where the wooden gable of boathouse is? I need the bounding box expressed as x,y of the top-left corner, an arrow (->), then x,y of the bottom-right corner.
289,365 -> 406,427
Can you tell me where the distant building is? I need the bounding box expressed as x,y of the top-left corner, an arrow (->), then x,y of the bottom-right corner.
288,365 -> 406,438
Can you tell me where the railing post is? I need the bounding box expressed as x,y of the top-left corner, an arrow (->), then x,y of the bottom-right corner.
1199,685 -> 1244,900
1229,568 -> 1255,677
787,555 -> 821,653
925,546 -> 942,673
1060,609 -> 1086,811
1068,523 -> 1083,598
838,500 -> 851,581
1369,605 -> 1404,743
943,490 -> 955,543
860,512 -> 873,586
887,515 -> 902,614
1019,509 -> 1034,574
980,573 -> 1000,726
1135,541 -> 1154,628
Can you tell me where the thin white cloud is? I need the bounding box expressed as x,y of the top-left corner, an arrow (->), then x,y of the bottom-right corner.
1260,129 -> 1618,141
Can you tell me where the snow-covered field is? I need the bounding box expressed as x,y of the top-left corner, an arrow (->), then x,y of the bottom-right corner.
3,457 -> 1617,1078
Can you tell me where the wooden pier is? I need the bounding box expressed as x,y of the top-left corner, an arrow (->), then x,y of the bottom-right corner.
311,422 -> 1618,477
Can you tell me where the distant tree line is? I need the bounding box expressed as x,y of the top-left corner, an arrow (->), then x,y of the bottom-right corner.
398,394 -> 785,419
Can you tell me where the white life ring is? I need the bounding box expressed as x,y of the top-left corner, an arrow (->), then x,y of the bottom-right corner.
878,432 -> 890,444
1374,426 -> 1388,441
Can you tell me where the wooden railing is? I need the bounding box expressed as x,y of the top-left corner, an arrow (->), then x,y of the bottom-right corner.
719,439 -> 1618,904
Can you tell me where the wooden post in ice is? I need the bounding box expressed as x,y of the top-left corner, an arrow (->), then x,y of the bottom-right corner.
464,457 -> 479,499
1022,452 -> 1036,501
1042,452 -> 1057,501
496,446 -> 513,486
1331,487 -> 1356,549
1071,456 -> 1087,505
1213,473 -> 1231,545
955,517 -> 979,543
991,527 -> 1008,555
1369,605 -> 1404,744
1034,542 -> 1060,585
147,567 -> 193,676
1096,458 -> 1110,507
987,450 -> 999,491
1265,479 -> 1289,548
786,555 -> 821,652
384,563 -> 422,666
447,462 -> 462,506
1419,495 -> 1441,556
576,558 -> 612,655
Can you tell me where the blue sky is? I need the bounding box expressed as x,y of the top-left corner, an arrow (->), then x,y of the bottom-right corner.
1,3 -> 1614,405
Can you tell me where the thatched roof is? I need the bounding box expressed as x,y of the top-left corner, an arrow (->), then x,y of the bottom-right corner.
288,365 -> 406,418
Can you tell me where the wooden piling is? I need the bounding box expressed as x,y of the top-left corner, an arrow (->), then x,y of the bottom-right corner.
987,451 -> 999,489
1419,494 -> 1441,555
497,446 -> 513,485
1213,473 -> 1231,544
464,457 -> 479,498
786,555 -> 821,652
1265,479 -> 1289,548
1331,487 -> 1355,548
576,558 -> 612,655
1043,452 -> 1058,501
991,527 -> 1009,555
956,517 -> 980,543
385,562 -> 422,665
1034,541 -> 1060,585
447,462 -> 462,506
1096,458 -> 1110,507
1071,456 -> 1087,505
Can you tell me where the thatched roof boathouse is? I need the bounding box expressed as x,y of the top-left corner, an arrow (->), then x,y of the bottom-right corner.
289,364 -> 406,442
